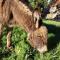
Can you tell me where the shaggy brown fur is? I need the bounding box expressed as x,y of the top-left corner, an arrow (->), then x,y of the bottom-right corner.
0,0 -> 13,49
10,0 -> 36,32
10,0 -> 48,53
27,26 -> 48,53
0,0 -> 48,53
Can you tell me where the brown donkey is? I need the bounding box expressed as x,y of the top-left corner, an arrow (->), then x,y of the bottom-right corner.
0,0 -> 48,53
10,0 -> 48,53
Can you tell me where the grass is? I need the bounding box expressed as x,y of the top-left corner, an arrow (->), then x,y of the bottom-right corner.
0,20 -> 60,60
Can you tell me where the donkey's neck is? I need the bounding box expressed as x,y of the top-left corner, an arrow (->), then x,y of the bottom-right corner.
11,0 -> 36,32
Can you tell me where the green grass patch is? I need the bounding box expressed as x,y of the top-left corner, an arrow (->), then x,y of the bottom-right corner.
0,20 -> 60,60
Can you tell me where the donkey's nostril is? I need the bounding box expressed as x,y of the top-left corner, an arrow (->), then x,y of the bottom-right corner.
37,45 -> 48,53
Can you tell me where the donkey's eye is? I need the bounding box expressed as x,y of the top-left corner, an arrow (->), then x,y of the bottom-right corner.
37,36 -> 39,37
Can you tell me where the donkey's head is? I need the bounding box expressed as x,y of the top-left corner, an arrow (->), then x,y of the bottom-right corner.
27,26 -> 48,53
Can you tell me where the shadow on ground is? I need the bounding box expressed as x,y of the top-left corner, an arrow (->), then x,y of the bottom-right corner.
44,23 -> 60,51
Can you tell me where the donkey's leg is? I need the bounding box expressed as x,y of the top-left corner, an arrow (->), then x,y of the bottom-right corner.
0,23 -> 3,47
7,31 -> 12,49
6,20 -> 15,49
